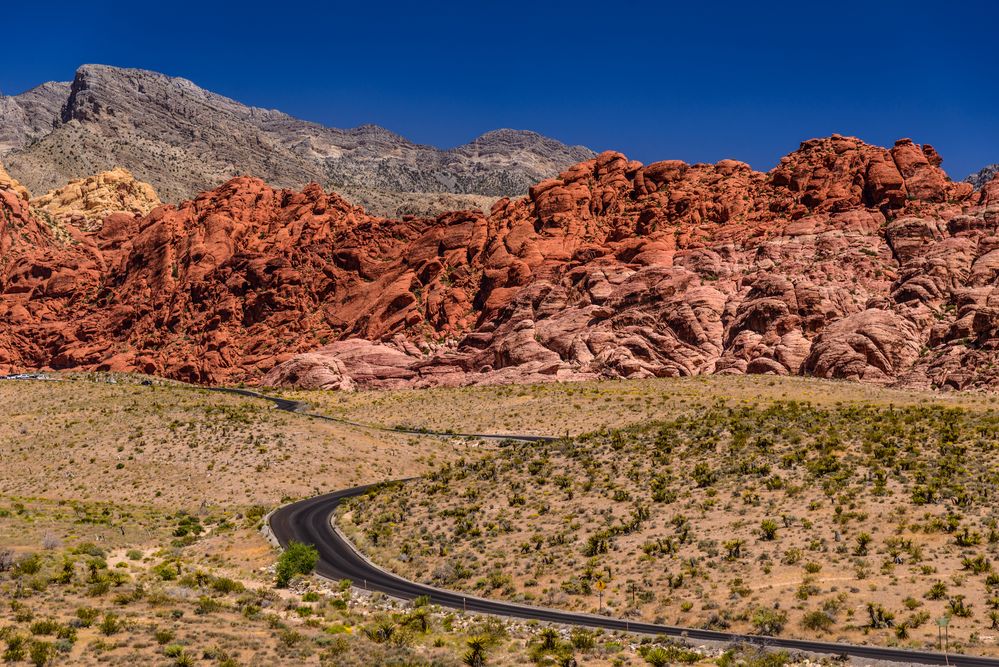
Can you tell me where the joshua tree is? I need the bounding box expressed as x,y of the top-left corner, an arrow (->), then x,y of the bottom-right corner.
463,636 -> 489,667
538,628 -> 560,651
760,520 -> 779,541
866,603 -> 895,629
855,532 -> 872,556
724,540 -> 744,560
642,647 -> 671,667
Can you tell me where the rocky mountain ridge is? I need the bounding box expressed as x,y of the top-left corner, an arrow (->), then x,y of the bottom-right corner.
0,65 -> 593,216
968,164 -> 999,190
3,134 -> 999,391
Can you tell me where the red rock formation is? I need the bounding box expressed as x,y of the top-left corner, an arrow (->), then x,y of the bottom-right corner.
4,134 -> 999,390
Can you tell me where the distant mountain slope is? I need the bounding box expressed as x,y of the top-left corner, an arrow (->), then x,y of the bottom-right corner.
0,65 -> 594,215
0,81 -> 70,153
967,164 -> 999,190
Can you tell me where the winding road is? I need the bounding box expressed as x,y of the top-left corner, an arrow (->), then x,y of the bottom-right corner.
219,387 -> 999,666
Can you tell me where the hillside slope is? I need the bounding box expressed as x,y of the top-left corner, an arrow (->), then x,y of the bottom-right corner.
0,65 -> 593,215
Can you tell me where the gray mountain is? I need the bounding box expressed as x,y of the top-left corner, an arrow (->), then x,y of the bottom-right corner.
966,164 -> 999,191
0,65 -> 594,215
0,81 -> 71,153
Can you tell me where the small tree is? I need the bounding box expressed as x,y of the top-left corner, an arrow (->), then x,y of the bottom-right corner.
724,540 -> 744,560
855,533 -> 872,556
276,542 -> 319,588
866,603 -> 895,629
760,520 -> 779,541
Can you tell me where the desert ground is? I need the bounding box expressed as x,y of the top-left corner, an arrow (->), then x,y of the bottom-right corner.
278,375 -> 999,437
0,374 -> 808,666
328,376 -> 999,658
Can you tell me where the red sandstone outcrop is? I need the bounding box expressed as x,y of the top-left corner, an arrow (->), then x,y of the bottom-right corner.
4,134 -> 999,390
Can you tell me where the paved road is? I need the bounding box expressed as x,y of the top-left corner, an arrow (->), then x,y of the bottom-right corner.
223,386 -> 998,666
269,485 -> 999,667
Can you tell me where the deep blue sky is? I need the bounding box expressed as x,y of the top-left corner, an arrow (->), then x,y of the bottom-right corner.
2,1 -> 996,178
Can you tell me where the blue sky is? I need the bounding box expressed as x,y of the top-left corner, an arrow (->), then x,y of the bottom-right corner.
2,1 -> 996,177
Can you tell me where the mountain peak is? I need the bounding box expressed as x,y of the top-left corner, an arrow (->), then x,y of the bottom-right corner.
2,65 -> 594,216
967,164 -> 999,190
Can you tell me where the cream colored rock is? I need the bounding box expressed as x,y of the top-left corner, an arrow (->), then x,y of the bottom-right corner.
0,161 -> 30,201
30,168 -> 161,229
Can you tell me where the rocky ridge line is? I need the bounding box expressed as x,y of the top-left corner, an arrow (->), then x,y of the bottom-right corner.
2,134 -> 999,392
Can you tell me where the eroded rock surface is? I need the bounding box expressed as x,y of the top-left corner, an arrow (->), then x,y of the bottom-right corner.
4,134 -> 999,391
30,168 -> 161,230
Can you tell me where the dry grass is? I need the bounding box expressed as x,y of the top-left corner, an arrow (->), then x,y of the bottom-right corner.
0,376 -> 455,514
3,375 -> 777,665
280,375 -> 999,438
341,392 -> 999,657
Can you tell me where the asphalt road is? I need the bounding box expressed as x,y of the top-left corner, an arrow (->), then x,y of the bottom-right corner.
223,386 -> 999,666
268,485 -> 999,667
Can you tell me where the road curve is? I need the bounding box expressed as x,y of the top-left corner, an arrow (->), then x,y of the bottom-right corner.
269,485 -> 999,667
220,386 -> 998,666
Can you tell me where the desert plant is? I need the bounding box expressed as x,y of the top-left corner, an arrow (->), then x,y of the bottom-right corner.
642,647 -> 672,667
99,613 -> 123,636
751,608 -> 788,635
275,542 -> 319,587
948,595 -> 973,618
538,628 -> 560,651
801,610 -> 834,632
154,628 -> 175,645
2,634 -> 26,662
463,635 -> 489,667
962,555 -> 991,574
402,608 -> 431,633
925,581 -> 948,600
28,640 -> 53,667
724,540 -> 744,560
760,520 -> 779,541
74,607 -> 99,627
362,620 -> 397,643
569,628 -> 594,650
866,603 -> 895,629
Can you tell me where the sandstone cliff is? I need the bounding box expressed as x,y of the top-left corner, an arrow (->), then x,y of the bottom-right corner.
3,135 -> 998,391
30,169 -> 161,230
0,161 -> 29,201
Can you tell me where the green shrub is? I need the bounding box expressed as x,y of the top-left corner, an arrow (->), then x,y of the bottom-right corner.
275,542 -> 319,587
751,608 -> 787,635
75,607 -> 100,627
98,613 -> 122,636
801,610 -> 834,632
